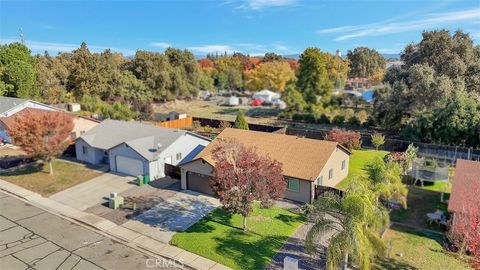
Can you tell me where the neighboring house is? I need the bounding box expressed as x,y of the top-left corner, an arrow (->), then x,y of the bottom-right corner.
252,89 -> 281,103
448,159 -> 480,236
71,116 -> 100,140
0,96 -> 59,117
180,128 -> 351,203
76,119 -> 210,179
0,97 -> 98,143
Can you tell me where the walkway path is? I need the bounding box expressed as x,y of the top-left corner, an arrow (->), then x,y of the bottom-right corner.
0,180 -> 230,270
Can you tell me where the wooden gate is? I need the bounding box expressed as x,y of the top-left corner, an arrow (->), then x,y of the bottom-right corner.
165,163 -> 181,179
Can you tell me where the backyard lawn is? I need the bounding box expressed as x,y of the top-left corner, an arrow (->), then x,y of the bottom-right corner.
336,149 -> 389,190
375,225 -> 470,270
170,204 -> 305,270
0,160 -> 103,196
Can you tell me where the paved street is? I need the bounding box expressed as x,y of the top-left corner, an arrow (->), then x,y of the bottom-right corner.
0,192 -> 179,270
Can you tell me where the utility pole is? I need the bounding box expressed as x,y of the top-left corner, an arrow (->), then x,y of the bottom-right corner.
19,27 -> 25,44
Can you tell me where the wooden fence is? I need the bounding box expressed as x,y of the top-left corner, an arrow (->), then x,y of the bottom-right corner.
157,116 -> 193,129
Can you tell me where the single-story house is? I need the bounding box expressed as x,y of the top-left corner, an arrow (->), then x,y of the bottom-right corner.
0,97 -> 98,143
76,119 -> 210,179
252,89 -> 281,103
448,159 -> 480,237
180,128 -> 351,203
0,96 -> 59,117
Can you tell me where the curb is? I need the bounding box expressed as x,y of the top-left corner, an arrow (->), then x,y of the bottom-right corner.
0,180 -> 231,270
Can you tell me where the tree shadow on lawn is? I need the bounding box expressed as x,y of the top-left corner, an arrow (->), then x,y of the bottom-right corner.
214,229 -> 289,270
275,213 -> 306,225
0,162 -> 43,176
389,223 -> 445,249
390,186 -> 446,230
375,257 -> 418,270
183,208 -> 235,234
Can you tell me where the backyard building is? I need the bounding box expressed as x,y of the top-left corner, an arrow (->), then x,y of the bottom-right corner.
76,119 -> 210,179
180,128 -> 351,203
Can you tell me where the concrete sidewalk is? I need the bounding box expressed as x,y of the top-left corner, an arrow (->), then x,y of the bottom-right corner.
0,180 -> 230,270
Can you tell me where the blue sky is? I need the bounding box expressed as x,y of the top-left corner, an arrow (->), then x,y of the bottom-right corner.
0,0 -> 479,56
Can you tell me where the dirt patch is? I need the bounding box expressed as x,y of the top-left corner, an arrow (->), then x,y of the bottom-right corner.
249,215 -> 272,222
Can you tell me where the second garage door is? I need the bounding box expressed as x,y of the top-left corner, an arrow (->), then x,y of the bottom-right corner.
115,155 -> 145,176
186,171 -> 214,196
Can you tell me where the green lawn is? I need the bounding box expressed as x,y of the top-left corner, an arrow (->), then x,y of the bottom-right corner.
336,149 -> 389,190
170,204 -> 305,270
375,225 -> 470,270
0,160 -> 102,196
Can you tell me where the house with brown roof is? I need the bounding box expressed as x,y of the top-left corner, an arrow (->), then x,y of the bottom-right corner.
448,159 -> 480,235
179,128 -> 351,203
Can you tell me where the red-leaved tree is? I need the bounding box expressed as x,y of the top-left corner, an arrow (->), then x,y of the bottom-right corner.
325,128 -> 362,151
210,138 -> 286,231
7,110 -> 74,175
448,183 -> 480,264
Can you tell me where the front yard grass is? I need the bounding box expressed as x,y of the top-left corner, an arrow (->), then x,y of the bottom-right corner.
336,149 -> 389,190
170,204 -> 305,270
375,225 -> 470,270
0,160 -> 103,196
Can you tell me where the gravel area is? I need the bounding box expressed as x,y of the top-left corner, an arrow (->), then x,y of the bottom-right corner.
84,177 -> 180,225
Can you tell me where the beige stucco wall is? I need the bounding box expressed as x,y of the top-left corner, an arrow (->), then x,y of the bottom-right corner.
180,159 -> 314,203
284,178 -> 314,203
71,117 -> 98,140
316,146 -> 350,188
180,159 -> 214,190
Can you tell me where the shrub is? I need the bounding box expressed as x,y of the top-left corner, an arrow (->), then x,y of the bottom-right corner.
324,128 -> 362,150
317,114 -> 331,124
292,113 -> 305,122
234,111 -> 249,130
347,116 -> 361,126
304,113 -> 316,123
332,115 -> 345,125
371,132 -> 385,151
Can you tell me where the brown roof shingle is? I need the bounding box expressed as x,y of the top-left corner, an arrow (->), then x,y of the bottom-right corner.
448,159 -> 480,213
194,128 -> 350,182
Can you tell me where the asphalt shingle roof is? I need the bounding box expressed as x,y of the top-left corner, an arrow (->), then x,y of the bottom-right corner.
79,119 -> 187,161
448,159 -> 480,213
0,97 -> 29,114
193,128 -> 350,181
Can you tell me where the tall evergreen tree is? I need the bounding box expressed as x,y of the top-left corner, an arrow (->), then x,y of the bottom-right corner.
296,48 -> 333,105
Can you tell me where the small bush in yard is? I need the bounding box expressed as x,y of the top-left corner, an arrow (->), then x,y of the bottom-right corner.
325,128 -> 362,150
317,114 -> 330,124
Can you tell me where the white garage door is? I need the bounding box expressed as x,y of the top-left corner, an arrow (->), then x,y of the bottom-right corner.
115,155 -> 144,176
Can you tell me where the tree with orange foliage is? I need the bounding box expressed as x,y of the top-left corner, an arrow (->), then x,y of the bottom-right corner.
198,58 -> 214,69
7,110 -> 74,174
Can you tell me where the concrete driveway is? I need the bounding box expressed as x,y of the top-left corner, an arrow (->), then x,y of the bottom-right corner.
50,173 -> 136,210
121,191 -> 220,243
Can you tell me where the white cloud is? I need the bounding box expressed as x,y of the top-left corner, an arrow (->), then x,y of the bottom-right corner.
187,44 -> 235,54
0,38 -> 136,55
318,8 -> 480,41
149,42 -> 171,48
238,0 -> 297,10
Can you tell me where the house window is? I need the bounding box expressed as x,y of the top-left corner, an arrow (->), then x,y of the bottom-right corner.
287,178 -> 300,192
70,132 -> 76,140
328,168 -> 333,180
341,160 -> 346,170
80,130 -> 86,135
176,153 -> 182,161
82,145 -> 88,155
317,176 -> 323,186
